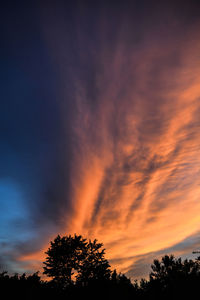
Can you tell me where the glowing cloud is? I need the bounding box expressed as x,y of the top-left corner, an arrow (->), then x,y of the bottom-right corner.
11,1 -> 200,279
62,21 -> 200,278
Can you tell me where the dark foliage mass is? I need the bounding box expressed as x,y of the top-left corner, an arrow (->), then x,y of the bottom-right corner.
43,234 -> 111,287
1,235 -> 200,299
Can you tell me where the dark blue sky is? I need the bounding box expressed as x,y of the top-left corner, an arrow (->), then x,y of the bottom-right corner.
1,1 -> 68,271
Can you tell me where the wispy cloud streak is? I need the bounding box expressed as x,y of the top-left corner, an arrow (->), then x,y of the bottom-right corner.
62,13 -> 200,278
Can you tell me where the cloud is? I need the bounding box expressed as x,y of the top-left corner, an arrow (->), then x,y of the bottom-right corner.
126,231 -> 200,279
58,5 -> 200,278
2,0 -> 200,280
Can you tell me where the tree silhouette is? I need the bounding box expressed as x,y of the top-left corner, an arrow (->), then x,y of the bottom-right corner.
2,252 -> 200,299
43,234 -> 87,286
145,254 -> 200,298
43,234 -> 111,287
150,254 -> 200,281
76,239 -> 111,285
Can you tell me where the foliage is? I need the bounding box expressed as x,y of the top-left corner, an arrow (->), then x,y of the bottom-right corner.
76,238 -> 111,284
0,271 -> 45,300
2,235 -> 200,299
139,255 -> 200,298
43,234 -> 111,286
150,254 -> 200,280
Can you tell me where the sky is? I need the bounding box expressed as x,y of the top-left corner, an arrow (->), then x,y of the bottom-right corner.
1,0 -> 200,280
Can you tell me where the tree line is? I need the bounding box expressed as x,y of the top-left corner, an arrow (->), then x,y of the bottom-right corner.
1,234 -> 200,299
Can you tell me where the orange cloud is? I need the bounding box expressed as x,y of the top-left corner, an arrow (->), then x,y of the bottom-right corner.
63,28 -> 200,278
18,14 -> 200,280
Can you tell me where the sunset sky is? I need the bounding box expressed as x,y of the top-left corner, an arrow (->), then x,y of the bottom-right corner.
1,0 -> 200,280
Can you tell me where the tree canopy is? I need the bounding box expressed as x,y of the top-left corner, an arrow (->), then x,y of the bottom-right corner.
1,248 -> 200,299
140,254 -> 200,298
43,234 -> 111,286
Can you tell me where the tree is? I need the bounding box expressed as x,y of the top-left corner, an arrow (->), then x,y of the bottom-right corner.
43,234 -> 87,286
150,254 -> 200,282
147,255 -> 200,298
76,239 -> 111,285
43,234 -> 111,287
111,269 -> 132,286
